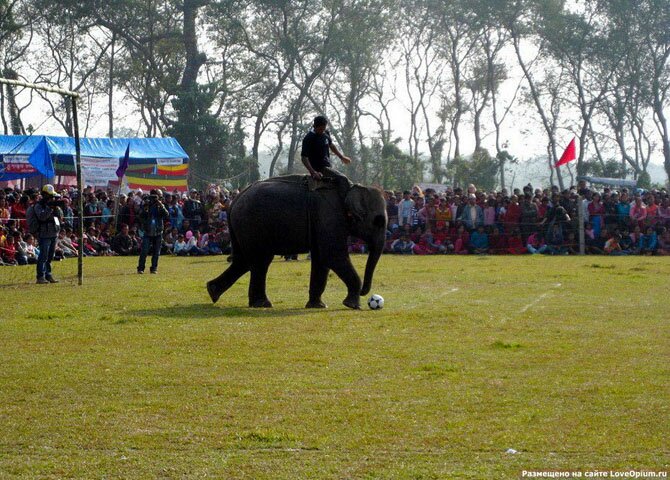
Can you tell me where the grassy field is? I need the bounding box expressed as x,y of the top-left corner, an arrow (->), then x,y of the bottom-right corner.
0,254 -> 669,479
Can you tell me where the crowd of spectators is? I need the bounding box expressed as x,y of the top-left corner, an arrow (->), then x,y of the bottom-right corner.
1,179 -> 670,267
0,184 -> 234,266
379,181 -> 670,256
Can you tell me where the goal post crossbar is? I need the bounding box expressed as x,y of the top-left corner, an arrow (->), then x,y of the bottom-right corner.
0,77 -> 85,285
0,78 -> 80,99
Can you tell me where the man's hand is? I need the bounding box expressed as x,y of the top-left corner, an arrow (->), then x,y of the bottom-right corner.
311,171 -> 323,181
341,155 -> 352,165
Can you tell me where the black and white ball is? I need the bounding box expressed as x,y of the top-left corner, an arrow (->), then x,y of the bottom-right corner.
367,294 -> 384,310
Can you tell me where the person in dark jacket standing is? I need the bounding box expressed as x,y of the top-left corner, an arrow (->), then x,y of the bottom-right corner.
137,189 -> 169,274
34,184 -> 63,284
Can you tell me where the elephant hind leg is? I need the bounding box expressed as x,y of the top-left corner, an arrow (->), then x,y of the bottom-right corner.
207,259 -> 250,304
249,255 -> 274,308
306,255 -> 329,308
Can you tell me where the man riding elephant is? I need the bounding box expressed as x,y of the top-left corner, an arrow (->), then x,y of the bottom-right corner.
301,115 -> 352,200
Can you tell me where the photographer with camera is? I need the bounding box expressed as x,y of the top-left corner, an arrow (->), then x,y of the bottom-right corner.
32,184 -> 64,284
137,189 -> 169,274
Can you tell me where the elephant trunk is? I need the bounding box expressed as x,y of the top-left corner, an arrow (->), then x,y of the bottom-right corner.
360,237 -> 384,296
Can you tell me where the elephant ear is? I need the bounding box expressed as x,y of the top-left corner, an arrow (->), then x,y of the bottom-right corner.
345,185 -> 367,222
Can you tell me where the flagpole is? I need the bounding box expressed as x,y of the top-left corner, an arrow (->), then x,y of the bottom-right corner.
112,179 -> 122,233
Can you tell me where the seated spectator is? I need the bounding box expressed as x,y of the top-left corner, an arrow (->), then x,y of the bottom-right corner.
207,231 -> 223,255
546,223 -> 568,255
453,224 -> 470,255
469,225 -> 489,254
488,226 -> 508,254
604,234 -> 627,256
183,231 -> 207,256
111,224 -> 138,256
87,227 -> 113,255
587,228 -> 609,255
526,231 -> 548,254
174,235 -> 188,255
349,236 -> 367,254
638,226 -> 657,255
391,234 -> 415,254
1,233 -> 18,265
413,226 -> 445,254
656,228 -> 670,255
163,227 -> 178,254
218,228 -> 232,255
432,221 -> 453,253
565,231 -> 579,255
619,228 -> 634,253
55,231 -> 77,258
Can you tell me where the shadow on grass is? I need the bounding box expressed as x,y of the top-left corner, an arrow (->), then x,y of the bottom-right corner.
128,303 -> 315,318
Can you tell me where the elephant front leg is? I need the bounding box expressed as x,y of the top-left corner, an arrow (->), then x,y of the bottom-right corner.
329,256 -> 362,310
248,256 -> 273,308
306,257 -> 329,308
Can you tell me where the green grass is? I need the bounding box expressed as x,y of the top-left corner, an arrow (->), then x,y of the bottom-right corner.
1,255 -> 669,479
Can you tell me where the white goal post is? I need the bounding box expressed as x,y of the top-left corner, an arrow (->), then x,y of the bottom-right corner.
0,78 -> 85,285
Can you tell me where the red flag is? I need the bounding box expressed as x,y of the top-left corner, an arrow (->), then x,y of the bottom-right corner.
554,138 -> 576,168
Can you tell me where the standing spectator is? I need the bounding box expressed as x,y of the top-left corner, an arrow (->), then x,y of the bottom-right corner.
137,189 -> 169,274
615,192 -> 631,230
659,197 -> 670,228
0,197 -> 10,224
13,195 -> 29,232
502,195 -> 521,233
398,191 -> 414,227
645,197 -> 659,227
459,194 -> 484,231
519,194 -> 539,240
167,195 -> 184,231
629,196 -> 647,229
183,189 -> 204,231
435,198 -> 453,227
418,196 -> 438,231
483,198 -> 497,227
386,194 -> 399,227
588,193 -> 605,237
33,185 -> 63,284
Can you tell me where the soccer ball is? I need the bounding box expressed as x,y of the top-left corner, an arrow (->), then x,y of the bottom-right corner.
367,294 -> 384,310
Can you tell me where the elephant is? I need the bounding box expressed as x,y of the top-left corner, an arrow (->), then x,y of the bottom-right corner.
206,175 -> 387,309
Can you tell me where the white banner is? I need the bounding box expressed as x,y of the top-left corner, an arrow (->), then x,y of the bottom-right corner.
156,157 -> 183,166
2,154 -> 36,174
81,156 -> 119,186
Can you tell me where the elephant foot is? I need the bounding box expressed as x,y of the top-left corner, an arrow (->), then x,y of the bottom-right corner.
305,300 -> 327,309
207,281 -> 222,304
250,298 -> 273,308
342,295 -> 361,310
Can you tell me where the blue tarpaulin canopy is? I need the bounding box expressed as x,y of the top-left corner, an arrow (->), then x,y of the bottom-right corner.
0,135 -> 189,181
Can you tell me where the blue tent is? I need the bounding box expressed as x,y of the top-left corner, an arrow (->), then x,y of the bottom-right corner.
0,135 -> 189,182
